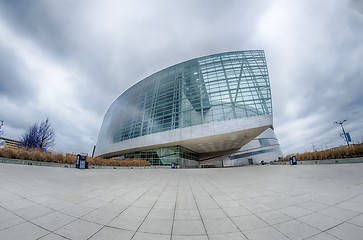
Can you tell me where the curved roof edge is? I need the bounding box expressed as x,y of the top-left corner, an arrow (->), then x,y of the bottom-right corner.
107,50 -> 265,110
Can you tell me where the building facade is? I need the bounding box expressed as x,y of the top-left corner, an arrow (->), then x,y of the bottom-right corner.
96,50 -> 283,167
0,136 -> 20,150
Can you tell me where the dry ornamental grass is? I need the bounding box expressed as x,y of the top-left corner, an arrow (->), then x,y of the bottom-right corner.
284,143 -> 363,161
2,145 -> 363,165
0,148 -> 150,166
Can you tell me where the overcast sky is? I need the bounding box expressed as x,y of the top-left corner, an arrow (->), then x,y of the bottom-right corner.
0,0 -> 362,155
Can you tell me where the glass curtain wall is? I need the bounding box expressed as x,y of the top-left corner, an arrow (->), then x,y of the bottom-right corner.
122,146 -> 198,166
97,50 -> 272,148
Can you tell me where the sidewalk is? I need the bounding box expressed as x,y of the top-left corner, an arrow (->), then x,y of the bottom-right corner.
0,163 -> 362,239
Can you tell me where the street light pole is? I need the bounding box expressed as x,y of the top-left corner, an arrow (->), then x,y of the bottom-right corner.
0,119 -> 3,135
334,120 -> 350,147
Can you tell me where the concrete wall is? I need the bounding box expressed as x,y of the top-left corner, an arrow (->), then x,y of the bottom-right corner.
200,157 -> 224,168
180,158 -> 200,168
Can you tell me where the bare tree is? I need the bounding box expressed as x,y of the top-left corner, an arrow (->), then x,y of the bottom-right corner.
38,118 -> 55,150
20,118 -> 55,151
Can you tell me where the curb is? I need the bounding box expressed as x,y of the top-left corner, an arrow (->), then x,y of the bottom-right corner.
270,157 -> 363,165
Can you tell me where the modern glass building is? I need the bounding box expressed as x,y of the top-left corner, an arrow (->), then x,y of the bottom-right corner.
96,50 -> 283,167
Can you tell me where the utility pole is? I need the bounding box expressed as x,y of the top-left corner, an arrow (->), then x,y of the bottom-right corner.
334,120 -> 350,146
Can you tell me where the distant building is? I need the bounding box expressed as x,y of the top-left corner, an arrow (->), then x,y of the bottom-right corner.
96,50 -> 283,167
0,136 -> 20,150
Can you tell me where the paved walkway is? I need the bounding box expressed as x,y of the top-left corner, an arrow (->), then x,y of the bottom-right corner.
0,163 -> 363,240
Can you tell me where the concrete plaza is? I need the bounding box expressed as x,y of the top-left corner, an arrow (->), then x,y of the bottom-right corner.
0,163 -> 363,240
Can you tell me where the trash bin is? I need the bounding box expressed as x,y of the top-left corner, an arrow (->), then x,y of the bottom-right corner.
76,154 -> 80,168
171,162 -> 175,169
76,154 -> 87,169
290,155 -> 297,165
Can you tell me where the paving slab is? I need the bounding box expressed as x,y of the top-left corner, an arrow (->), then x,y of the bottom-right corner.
0,163 -> 363,239
203,217 -> 239,234
326,222 -> 363,239
54,219 -> 102,240
0,222 -> 49,240
0,210 -> 26,230
244,226 -> 289,240
298,212 -> 342,231
232,214 -> 268,231
348,213 -> 363,227
88,226 -> 134,240
272,219 -> 320,239
209,231 -> 248,240
32,211 -> 77,231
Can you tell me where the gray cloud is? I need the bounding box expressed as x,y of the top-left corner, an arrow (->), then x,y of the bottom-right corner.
0,45 -> 37,102
350,0 -> 363,14
0,0 -> 362,155
0,1 -> 83,58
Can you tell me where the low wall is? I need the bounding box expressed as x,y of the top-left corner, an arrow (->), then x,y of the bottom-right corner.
3,156 -> 363,168
271,157 -> 363,165
0,157 -> 165,169
0,157 -> 75,168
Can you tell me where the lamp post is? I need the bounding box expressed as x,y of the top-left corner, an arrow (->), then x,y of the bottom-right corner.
334,120 -> 350,146
0,119 -> 3,135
